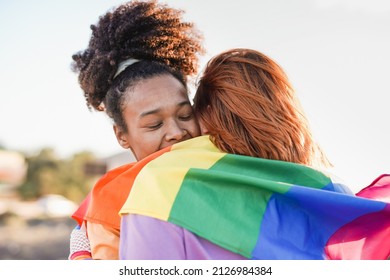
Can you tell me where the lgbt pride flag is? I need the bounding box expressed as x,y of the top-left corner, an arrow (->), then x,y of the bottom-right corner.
120,136 -> 390,259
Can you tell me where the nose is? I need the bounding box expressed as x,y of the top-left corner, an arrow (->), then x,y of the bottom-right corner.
165,120 -> 187,142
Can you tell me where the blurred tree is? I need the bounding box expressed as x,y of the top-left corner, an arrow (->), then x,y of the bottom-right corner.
18,148 -> 59,199
58,151 -> 102,203
17,148 -> 100,202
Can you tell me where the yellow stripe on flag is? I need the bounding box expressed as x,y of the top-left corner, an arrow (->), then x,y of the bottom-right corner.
119,136 -> 225,220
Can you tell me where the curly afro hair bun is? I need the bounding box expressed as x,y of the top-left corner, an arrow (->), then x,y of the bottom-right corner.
72,0 -> 204,111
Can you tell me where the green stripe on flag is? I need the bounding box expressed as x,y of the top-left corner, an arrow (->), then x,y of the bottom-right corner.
168,153 -> 332,258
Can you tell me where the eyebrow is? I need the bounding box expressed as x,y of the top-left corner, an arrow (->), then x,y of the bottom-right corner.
140,100 -> 192,118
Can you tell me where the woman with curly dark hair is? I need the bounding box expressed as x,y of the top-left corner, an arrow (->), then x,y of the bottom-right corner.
68,0 -> 204,260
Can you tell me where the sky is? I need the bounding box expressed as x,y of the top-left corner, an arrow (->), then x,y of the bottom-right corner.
0,0 -> 389,193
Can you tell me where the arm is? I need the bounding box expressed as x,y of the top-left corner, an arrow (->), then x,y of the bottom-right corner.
87,222 -> 120,260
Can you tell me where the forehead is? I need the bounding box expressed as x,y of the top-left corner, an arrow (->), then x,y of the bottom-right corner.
123,75 -> 190,116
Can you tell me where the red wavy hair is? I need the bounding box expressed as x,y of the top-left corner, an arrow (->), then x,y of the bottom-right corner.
194,48 -> 331,168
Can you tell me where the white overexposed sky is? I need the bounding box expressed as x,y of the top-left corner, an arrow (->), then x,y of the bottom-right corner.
0,0 -> 389,192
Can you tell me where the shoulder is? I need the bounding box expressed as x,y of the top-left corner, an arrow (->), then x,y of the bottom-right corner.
86,162 -> 137,229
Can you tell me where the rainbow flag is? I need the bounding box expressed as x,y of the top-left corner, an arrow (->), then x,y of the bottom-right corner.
120,136 -> 390,260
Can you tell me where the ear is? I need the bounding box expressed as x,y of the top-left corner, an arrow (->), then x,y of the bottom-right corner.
113,125 -> 130,149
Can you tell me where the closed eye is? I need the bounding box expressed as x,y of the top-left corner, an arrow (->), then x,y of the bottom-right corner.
146,122 -> 163,130
179,114 -> 194,121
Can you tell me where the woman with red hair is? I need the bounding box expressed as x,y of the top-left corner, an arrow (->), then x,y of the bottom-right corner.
119,48 -> 390,260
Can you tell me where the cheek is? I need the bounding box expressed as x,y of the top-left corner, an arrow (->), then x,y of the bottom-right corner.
130,132 -> 162,160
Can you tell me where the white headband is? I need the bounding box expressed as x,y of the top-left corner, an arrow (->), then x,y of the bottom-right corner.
113,58 -> 140,78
